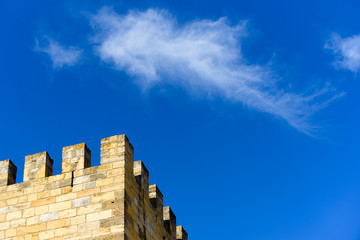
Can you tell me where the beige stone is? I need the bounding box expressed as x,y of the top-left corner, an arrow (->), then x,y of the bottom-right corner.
0,134 -> 187,239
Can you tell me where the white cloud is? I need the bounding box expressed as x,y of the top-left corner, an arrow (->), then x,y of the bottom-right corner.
34,36 -> 83,69
90,8 -> 337,135
325,33 -> 360,73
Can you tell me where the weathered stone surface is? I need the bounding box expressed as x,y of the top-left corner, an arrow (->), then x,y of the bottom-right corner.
24,152 -> 53,181
176,225 -> 188,240
0,134 -> 187,239
0,160 -> 17,186
62,143 -> 91,174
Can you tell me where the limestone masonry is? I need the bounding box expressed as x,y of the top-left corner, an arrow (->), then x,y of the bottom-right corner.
0,134 -> 188,239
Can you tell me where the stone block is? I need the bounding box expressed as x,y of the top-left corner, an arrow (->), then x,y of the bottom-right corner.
24,152 -> 53,181
0,160 -> 17,186
163,206 -> 176,239
62,143 -> 91,173
176,226 -> 188,240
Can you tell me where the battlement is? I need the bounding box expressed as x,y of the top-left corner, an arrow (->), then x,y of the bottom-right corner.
0,134 -> 188,239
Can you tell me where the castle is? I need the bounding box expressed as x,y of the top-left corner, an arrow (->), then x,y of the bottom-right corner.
0,134 -> 188,239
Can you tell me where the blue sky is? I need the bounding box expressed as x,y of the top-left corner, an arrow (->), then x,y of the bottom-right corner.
1,0 -> 360,239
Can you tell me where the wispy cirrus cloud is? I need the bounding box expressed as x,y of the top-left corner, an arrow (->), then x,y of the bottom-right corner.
325,33 -> 360,73
89,8 -> 336,135
34,36 -> 83,69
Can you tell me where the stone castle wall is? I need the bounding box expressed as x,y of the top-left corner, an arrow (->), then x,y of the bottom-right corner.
0,134 -> 188,240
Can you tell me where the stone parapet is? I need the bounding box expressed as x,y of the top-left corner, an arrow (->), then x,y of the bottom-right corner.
0,134 -> 187,239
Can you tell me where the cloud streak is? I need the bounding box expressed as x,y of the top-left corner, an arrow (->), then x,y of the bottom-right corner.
325,33 -> 360,73
34,36 -> 83,69
88,8 -> 337,135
